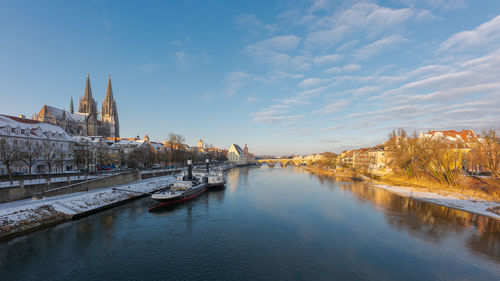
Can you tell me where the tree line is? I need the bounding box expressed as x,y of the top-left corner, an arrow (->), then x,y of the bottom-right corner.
1,132 -> 229,184
0,138 -> 70,184
387,129 -> 500,186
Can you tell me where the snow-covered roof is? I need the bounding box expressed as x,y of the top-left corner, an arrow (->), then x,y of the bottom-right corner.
43,105 -> 87,122
229,144 -> 244,156
110,139 -> 139,147
73,136 -> 111,145
150,142 -> 164,150
420,129 -> 480,143
0,114 -> 73,141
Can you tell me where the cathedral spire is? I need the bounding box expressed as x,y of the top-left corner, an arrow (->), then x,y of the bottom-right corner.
69,97 -> 74,114
78,73 -> 97,114
84,73 -> 93,100
101,74 -> 119,138
104,75 -> 114,103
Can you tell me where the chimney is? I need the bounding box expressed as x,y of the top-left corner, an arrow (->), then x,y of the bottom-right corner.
187,157 -> 193,180
206,158 -> 210,173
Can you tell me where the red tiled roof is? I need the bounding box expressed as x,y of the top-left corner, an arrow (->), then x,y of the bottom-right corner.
0,114 -> 41,124
428,129 -> 477,142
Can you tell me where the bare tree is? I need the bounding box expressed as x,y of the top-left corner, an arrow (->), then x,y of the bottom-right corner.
0,138 -> 19,184
74,141 -> 91,174
57,149 -> 66,174
321,152 -> 337,169
158,150 -> 168,168
41,140 -> 60,174
417,136 -> 462,185
127,146 -> 150,169
164,133 -> 186,166
387,129 -> 420,178
469,130 -> 500,178
19,139 -> 41,180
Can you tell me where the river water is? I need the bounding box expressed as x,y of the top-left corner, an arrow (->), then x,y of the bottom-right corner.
1,166 -> 499,281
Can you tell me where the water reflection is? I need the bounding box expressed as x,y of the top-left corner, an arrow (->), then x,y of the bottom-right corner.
226,167 -> 251,193
312,174 -> 500,262
2,168 -> 499,281
226,168 -> 240,192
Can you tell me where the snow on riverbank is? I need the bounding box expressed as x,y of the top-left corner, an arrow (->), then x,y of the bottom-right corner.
374,184 -> 500,220
0,175 -> 175,231
0,175 -> 99,188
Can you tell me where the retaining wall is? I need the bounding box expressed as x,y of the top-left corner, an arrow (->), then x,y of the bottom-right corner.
0,178 -> 88,203
141,170 -> 175,180
32,172 -> 141,200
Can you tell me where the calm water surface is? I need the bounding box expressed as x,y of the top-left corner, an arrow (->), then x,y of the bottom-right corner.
1,166 -> 499,281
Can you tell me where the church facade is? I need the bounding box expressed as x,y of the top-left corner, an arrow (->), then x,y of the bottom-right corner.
35,74 -> 119,137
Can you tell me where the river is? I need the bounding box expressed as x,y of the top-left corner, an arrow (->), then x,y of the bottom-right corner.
1,166 -> 499,281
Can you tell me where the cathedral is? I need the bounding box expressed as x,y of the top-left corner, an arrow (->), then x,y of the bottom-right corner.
35,73 -> 120,137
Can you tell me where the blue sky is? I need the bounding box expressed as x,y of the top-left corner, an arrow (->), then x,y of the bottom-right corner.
1,0 -> 500,156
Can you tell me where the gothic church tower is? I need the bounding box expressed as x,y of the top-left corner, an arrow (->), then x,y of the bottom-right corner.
78,73 -> 98,114
78,73 -> 99,136
101,75 -> 120,137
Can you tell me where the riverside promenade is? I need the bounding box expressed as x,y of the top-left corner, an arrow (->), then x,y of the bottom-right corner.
0,175 -> 176,240
0,164 -> 235,240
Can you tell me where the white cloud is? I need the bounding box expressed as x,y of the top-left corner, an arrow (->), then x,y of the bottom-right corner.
306,3 -> 418,48
174,51 -> 191,72
225,71 -> 252,81
342,63 -> 362,72
281,98 -> 312,106
324,63 -> 361,74
428,0 -> 468,10
298,85 -> 328,97
267,70 -> 305,81
399,0 -> 468,11
224,71 -> 252,96
337,40 -> 359,52
245,35 -> 309,71
406,82 -> 500,102
245,94 -> 260,104
235,14 -> 278,33
313,99 -> 349,114
99,19 -> 112,31
325,85 -> 381,98
439,15 -> 500,52
415,9 -> 436,22
309,0 -> 333,14
353,35 -> 407,60
324,67 -> 341,74
140,63 -> 160,74
245,35 -> 301,54
170,40 -> 183,47
298,77 -> 324,89
313,54 -> 342,65
251,105 -> 306,123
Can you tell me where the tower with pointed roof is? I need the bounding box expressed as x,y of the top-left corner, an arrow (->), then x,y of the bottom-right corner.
69,97 -> 74,114
77,73 -> 99,135
35,73 -> 120,137
101,75 -> 120,137
78,73 -> 97,115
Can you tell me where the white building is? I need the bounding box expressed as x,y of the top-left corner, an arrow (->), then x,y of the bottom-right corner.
304,153 -> 325,161
228,144 -> 249,165
0,114 -> 75,175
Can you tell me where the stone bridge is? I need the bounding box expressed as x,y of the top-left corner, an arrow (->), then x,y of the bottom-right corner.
252,159 -> 308,166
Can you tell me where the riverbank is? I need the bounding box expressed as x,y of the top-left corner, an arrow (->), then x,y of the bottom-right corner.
0,175 -> 175,241
305,167 -> 500,220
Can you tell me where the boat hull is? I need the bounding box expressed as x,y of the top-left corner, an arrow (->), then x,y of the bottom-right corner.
149,184 -> 207,211
206,180 -> 226,188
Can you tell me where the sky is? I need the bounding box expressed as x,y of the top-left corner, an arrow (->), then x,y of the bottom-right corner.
1,0 -> 500,156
